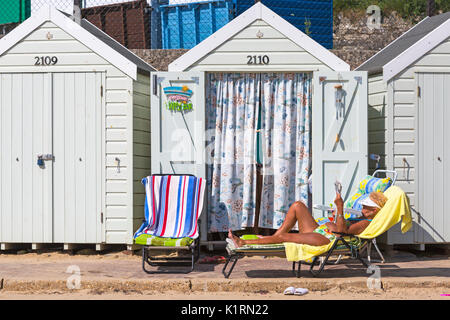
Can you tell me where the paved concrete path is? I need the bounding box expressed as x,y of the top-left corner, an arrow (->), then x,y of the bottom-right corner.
0,249 -> 449,296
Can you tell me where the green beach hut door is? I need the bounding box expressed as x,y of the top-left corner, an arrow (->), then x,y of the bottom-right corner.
150,72 -> 206,178
312,71 -> 368,218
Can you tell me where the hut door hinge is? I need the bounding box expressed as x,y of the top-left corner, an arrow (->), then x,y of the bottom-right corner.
417,86 -> 421,98
101,85 -> 104,98
101,212 -> 104,224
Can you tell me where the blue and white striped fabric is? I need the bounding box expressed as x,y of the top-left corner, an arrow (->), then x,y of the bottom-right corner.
361,177 -> 392,194
344,175 -> 393,220
134,175 -> 206,239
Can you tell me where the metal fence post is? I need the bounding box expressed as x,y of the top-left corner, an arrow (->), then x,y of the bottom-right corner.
73,0 -> 82,24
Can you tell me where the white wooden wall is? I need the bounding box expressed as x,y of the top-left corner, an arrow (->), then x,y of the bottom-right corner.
132,73 -> 151,238
0,21 -> 137,245
0,73 -> 53,243
416,72 -> 450,243
368,74 -> 387,171
104,68 -> 134,244
380,36 -> 450,244
313,71 -> 368,217
52,72 -> 103,244
0,22 -> 110,70
186,20 -> 334,72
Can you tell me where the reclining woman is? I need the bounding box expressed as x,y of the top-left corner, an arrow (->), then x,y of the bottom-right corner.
228,191 -> 388,247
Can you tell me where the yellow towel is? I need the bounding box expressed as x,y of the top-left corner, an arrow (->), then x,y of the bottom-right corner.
284,239 -> 336,262
358,186 -> 412,238
284,186 -> 412,262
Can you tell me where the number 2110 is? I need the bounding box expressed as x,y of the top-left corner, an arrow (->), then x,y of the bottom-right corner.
247,55 -> 270,65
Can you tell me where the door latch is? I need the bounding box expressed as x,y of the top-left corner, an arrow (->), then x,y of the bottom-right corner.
37,154 -> 55,167
115,157 -> 121,173
41,154 -> 55,161
37,155 -> 44,167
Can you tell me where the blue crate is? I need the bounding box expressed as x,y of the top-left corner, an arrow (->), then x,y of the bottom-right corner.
154,0 -> 333,50
236,0 -> 333,49
155,0 -> 234,49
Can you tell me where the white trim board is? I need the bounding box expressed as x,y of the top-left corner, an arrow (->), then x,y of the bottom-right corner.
0,5 -> 146,80
383,19 -> 450,82
168,2 -> 349,72
81,18 -> 155,74
355,16 -> 429,71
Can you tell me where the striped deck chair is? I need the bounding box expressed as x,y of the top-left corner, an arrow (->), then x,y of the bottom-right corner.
134,174 -> 206,274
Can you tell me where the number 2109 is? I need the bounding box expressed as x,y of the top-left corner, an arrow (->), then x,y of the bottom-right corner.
34,56 -> 58,66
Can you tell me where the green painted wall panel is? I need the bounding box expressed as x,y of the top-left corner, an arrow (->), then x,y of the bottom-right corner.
0,0 -> 31,24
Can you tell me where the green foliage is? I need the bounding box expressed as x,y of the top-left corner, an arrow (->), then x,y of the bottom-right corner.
304,17 -> 312,36
435,0 -> 450,12
333,0 -> 450,19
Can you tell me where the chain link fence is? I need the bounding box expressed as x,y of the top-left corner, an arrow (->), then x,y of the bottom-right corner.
0,0 -> 335,50
156,0 -> 334,49
0,0 -> 152,48
0,1 -> 446,50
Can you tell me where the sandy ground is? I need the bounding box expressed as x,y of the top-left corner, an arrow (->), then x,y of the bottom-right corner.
1,288 -> 449,300
0,248 -> 449,300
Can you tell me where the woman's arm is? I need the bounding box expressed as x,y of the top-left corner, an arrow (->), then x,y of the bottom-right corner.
334,193 -> 347,233
346,220 -> 371,235
333,193 -> 371,234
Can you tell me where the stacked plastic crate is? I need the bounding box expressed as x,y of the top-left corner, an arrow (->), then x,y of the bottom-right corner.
153,0 -> 333,49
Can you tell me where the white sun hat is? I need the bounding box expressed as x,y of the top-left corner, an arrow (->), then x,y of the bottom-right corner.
360,196 -> 381,208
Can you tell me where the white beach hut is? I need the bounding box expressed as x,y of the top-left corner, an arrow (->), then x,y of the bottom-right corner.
357,12 -> 450,246
151,2 -> 369,242
0,5 -> 154,250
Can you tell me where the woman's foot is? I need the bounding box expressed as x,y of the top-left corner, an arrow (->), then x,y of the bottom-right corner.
228,229 -> 245,247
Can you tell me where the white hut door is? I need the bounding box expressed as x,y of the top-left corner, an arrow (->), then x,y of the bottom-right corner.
312,71 -> 368,218
416,73 -> 450,243
151,71 -> 206,239
52,72 -> 104,244
150,72 -> 205,177
0,73 -> 53,243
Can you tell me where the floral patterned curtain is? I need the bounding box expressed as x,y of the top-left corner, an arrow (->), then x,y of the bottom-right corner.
205,72 -> 312,232
258,73 -> 312,229
206,73 -> 260,232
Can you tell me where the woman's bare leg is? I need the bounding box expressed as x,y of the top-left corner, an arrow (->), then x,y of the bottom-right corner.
227,202 -> 322,247
229,230 -> 330,247
273,201 -> 319,235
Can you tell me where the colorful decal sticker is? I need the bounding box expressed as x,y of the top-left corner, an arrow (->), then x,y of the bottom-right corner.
164,85 -> 194,112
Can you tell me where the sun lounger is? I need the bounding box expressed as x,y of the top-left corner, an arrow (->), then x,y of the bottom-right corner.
222,235 -> 364,278
314,169 -> 397,264
222,240 -> 289,278
223,184 -> 412,278
290,185 -> 411,276
134,174 -> 206,274
223,170 -> 396,278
